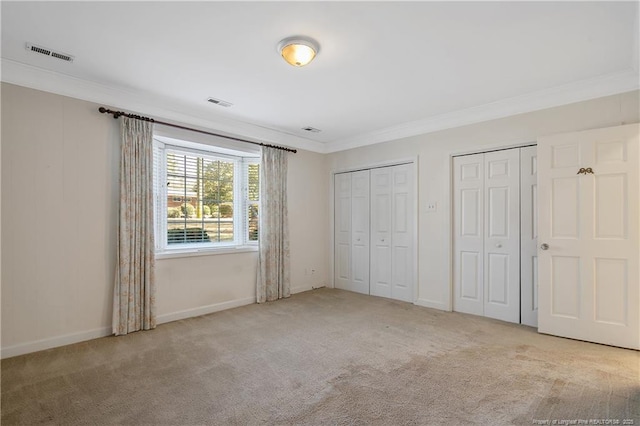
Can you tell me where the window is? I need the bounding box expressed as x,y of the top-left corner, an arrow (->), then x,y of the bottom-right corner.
153,139 -> 259,254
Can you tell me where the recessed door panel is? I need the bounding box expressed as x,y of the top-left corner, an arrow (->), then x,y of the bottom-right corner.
595,140 -> 626,164
338,196 -> 350,232
594,258 -> 627,326
594,174 -> 627,240
461,189 -> 480,237
374,194 -> 390,233
352,244 -> 368,285
461,163 -> 480,181
551,177 -> 579,239
551,144 -> 580,168
372,245 -> 391,297
488,159 -> 509,178
337,243 -> 350,281
487,253 -> 509,305
551,256 -> 580,318
460,251 -> 481,300
532,256 -> 538,311
488,187 -> 509,238
392,245 -> 411,301
394,193 -> 408,233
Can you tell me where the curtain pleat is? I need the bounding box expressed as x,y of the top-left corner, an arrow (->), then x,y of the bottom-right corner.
257,147 -> 290,303
113,117 -> 156,335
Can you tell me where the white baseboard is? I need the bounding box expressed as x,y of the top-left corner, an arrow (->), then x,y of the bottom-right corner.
2,289 -> 326,359
2,297 -> 257,359
291,283 -> 325,294
414,298 -> 450,312
1,326 -> 112,359
156,296 -> 256,324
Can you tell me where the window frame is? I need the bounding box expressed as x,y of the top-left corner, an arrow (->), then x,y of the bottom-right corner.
153,138 -> 260,257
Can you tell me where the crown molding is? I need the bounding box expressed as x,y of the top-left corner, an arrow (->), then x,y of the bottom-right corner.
324,69 -> 640,153
2,59 -> 638,155
0,59 -> 326,153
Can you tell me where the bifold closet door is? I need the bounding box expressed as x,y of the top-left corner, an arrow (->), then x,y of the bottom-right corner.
334,171 -> 370,295
453,150 -> 520,323
334,173 -> 352,291
351,171 -> 370,295
370,164 -> 414,302
520,146 -> 538,327
453,154 -> 485,316
483,149 -> 520,323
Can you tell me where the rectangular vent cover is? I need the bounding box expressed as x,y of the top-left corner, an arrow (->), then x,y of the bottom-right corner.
207,97 -> 233,108
25,43 -> 74,62
302,126 -> 321,133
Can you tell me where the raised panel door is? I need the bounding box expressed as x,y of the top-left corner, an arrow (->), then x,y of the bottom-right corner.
538,124 -> 639,349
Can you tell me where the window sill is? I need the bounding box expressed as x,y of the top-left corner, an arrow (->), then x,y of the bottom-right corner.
156,245 -> 258,260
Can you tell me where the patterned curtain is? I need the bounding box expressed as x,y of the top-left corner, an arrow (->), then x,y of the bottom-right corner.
113,117 -> 156,335
257,147 -> 290,303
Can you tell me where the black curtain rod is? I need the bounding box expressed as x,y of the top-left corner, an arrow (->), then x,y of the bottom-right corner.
98,107 -> 297,153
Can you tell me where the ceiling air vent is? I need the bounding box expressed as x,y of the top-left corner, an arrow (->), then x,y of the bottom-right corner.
207,97 -> 233,108
302,126 -> 321,133
25,43 -> 74,62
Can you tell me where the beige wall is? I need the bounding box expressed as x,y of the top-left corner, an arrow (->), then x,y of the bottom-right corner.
327,90 -> 640,311
0,83 -> 329,357
2,81 -> 638,358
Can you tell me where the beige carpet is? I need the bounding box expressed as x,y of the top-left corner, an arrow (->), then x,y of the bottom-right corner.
2,288 -> 639,425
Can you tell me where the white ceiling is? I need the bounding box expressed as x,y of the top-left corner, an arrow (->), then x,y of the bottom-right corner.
1,1 -> 638,153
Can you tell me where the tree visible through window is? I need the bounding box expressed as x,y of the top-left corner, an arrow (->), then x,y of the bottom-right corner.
247,163 -> 259,241
154,141 -> 259,252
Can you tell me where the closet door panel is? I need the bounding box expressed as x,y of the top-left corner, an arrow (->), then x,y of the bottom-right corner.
483,149 -> 520,323
350,171 -> 370,295
370,168 -> 392,298
453,154 -> 485,316
391,164 -> 414,302
334,173 -> 352,291
521,146 -> 538,327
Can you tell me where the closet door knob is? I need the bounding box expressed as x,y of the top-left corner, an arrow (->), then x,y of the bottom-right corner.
495,243 -> 502,248
381,239 -> 385,242
540,243 -> 549,250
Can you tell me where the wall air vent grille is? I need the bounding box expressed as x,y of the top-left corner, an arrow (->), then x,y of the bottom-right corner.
25,43 -> 74,62
207,97 -> 233,108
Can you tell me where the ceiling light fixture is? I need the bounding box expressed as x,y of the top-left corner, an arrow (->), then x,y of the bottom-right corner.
277,36 -> 319,67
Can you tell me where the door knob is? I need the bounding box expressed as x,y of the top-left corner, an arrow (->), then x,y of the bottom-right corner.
381,238 -> 385,242
540,243 -> 549,250
495,243 -> 502,248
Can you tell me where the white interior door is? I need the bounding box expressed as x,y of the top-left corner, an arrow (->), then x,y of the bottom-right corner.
390,164 -> 414,302
453,154 -> 485,316
370,167 -> 392,298
350,170 -> 370,295
334,173 -> 352,291
538,124 -> 639,350
483,149 -> 520,323
520,146 -> 538,327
